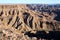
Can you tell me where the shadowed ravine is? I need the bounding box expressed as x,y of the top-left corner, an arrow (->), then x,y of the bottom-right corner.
25,31 -> 60,40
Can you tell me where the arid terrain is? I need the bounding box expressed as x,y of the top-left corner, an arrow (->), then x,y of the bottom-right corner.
0,4 -> 60,40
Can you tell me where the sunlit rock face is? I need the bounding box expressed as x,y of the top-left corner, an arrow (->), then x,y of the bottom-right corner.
0,4 -> 60,40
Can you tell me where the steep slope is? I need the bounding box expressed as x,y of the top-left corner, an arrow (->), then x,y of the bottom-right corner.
0,4 -> 60,40
0,4 -> 60,33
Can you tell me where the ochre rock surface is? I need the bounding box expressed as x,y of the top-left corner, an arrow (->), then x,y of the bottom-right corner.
0,4 -> 60,40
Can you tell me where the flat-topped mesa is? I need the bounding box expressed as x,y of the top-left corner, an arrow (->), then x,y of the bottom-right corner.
0,4 -> 60,34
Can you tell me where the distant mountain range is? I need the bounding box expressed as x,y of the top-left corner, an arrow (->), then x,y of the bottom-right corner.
26,4 -> 60,21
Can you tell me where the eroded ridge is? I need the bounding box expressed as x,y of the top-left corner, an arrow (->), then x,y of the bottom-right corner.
0,4 -> 60,34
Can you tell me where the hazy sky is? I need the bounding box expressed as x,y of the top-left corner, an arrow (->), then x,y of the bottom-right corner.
0,0 -> 60,4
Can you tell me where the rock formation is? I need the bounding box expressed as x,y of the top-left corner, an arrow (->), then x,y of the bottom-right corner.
0,4 -> 60,40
